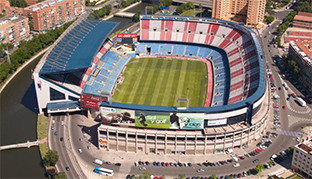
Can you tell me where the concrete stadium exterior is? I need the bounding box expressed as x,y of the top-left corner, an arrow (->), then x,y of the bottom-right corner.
33,15 -> 268,154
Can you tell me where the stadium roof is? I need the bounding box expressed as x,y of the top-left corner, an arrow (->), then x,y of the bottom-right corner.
40,19 -> 118,74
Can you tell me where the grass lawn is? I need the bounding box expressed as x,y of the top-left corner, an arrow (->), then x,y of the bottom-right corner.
181,9 -> 195,16
37,114 -> 49,140
37,114 -> 49,158
39,143 -> 49,158
287,174 -> 304,179
112,57 -> 207,107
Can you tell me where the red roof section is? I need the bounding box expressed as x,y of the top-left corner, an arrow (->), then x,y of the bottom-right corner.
294,12 -> 312,22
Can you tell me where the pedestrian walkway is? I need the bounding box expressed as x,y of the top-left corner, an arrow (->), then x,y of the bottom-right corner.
280,130 -> 302,137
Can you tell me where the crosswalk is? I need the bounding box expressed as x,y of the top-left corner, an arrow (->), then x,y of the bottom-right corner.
280,130 -> 302,137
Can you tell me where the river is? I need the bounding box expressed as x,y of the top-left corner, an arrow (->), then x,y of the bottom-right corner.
0,56 -> 46,178
0,2 -> 152,178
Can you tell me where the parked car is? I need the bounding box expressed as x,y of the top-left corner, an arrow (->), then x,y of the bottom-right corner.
139,167 -> 146,171
253,159 -> 259,163
233,163 -> 240,167
197,169 -> 205,173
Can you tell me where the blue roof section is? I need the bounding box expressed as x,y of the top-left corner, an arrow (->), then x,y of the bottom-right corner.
47,101 -> 80,110
40,19 -> 119,74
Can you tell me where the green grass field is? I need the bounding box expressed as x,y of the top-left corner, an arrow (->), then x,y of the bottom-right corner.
112,57 -> 207,107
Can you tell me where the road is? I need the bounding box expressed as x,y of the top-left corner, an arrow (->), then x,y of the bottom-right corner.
49,114 -> 86,179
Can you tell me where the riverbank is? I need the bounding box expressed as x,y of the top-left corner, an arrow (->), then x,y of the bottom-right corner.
0,48 -> 48,94
37,114 -> 49,158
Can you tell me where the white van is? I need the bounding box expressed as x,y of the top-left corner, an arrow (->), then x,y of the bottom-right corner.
94,159 -> 103,165
271,154 -> 277,161
296,97 -> 306,107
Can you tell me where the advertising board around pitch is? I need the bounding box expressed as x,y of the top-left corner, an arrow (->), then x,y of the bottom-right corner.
134,111 -> 204,130
100,107 -> 135,125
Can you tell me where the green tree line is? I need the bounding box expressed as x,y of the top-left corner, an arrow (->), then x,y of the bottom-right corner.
88,5 -> 112,19
0,20 -> 74,84
121,0 -> 139,8
9,0 -> 28,7
176,2 -> 195,14
295,0 -> 312,13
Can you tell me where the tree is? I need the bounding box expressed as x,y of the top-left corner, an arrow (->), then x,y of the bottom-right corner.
9,0 -> 28,7
44,150 -> 59,166
265,16 -> 275,24
141,171 -> 152,179
175,1 -> 195,14
255,164 -> 264,173
211,174 -> 217,179
54,172 -> 67,179
132,11 -> 142,22
178,174 -> 186,179
295,1 -> 312,13
88,5 -> 112,19
159,0 -> 172,7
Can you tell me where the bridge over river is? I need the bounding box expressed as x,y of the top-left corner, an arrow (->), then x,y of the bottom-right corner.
0,140 -> 39,151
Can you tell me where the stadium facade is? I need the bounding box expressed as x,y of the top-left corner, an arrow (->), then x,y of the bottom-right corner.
33,15 -> 268,154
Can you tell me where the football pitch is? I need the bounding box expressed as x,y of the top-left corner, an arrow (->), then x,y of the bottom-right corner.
112,57 -> 208,107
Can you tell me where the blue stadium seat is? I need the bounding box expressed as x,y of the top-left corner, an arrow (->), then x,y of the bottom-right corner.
136,44 -> 146,54
185,45 -> 198,56
211,50 -> 222,59
172,45 -> 185,55
197,47 -> 211,58
159,44 -> 173,54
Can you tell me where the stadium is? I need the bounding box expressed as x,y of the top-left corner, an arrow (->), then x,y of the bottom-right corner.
33,15 -> 268,154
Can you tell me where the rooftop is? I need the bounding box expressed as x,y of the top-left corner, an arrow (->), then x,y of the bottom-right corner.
290,40 -> 312,66
298,141 -> 312,155
0,16 -> 26,28
40,19 -> 118,74
296,40 -> 312,59
24,0 -> 69,11
294,12 -> 312,22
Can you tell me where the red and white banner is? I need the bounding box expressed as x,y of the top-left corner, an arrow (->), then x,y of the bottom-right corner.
80,94 -> 108,110
117,33 -> 137,38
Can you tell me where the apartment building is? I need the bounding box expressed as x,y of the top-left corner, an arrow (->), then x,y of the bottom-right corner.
212,0 -> 266,25
292,141 -> 312,178
23,0 -> 85,32
0,15 -> 30,44
0,0 -> 85,32
288,40 -> 312,95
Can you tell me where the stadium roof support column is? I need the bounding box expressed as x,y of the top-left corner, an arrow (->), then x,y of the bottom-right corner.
145,133 -> 148,154
175,134 -> 178,155
195,135 -> 197,155
116,129 -> 119,151
97,127 -> 100,149
223,133 -> 226,153
185,134 -> 187,152
165,133 -> 167,154
247,128 -> 251,146
240,132 -> 243,148
126,130 -> 128,152
135,131 -> 138,153
214,135 -> 217,154
155,134 -> 157,154
204,136 -> 207,155
107,128 -> 110,151
253,126 -> 256,140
